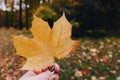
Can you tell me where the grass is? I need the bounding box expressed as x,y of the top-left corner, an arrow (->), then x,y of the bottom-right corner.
0,28 -> 120,80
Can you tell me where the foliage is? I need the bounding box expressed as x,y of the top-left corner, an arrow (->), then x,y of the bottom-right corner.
76,0 -> 120,37
35,4 -> 57,20
0,0 -> 120,37
51,0 -> 120,37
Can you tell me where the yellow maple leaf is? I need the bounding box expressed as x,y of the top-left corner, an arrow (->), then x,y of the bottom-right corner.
12,13 -> 80,71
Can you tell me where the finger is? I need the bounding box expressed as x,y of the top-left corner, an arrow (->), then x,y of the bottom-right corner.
20,65 -> 55,80
49,65 -> 55,72
29,66 -> 55,80
49,74 -> 59,80
32,70 -> 54,80
42,67 -> 48,72
54,63 -> 60,73
35,64 -> 54,74
34,70 -> 42,75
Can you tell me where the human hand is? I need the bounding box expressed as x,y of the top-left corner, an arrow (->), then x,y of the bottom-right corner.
19,63 -> 60,80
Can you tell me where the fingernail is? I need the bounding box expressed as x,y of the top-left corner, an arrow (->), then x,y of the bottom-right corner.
49,65 -> 55,72
51,78 -> 56,80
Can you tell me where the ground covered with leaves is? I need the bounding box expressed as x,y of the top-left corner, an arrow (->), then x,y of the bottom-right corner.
0,28 -> 120,80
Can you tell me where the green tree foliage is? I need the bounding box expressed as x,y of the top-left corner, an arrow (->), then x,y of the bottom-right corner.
77,0 -> 120,37
0,0 -> 119,37
51,0 -> 120,37
34,3 -> 58,28
51,0 -> 81,37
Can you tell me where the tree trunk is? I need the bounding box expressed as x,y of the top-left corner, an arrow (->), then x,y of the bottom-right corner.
4,0 -> 9,28
25,0 -> 29,29
10,0 -> 14,27
5,10 -> 9,28
19,0 -> 23,29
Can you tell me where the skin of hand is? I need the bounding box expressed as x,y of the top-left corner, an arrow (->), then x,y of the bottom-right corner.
19,63 -> 60,80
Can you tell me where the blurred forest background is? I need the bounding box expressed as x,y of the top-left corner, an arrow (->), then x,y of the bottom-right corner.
0,0 -> 120,37
0,0 -> 120,80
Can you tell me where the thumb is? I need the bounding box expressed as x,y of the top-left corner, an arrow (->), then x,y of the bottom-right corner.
34,70 -> 55,80
20,70 -> 55,80
19,65 -> 56,80
29,66 -> 55,80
